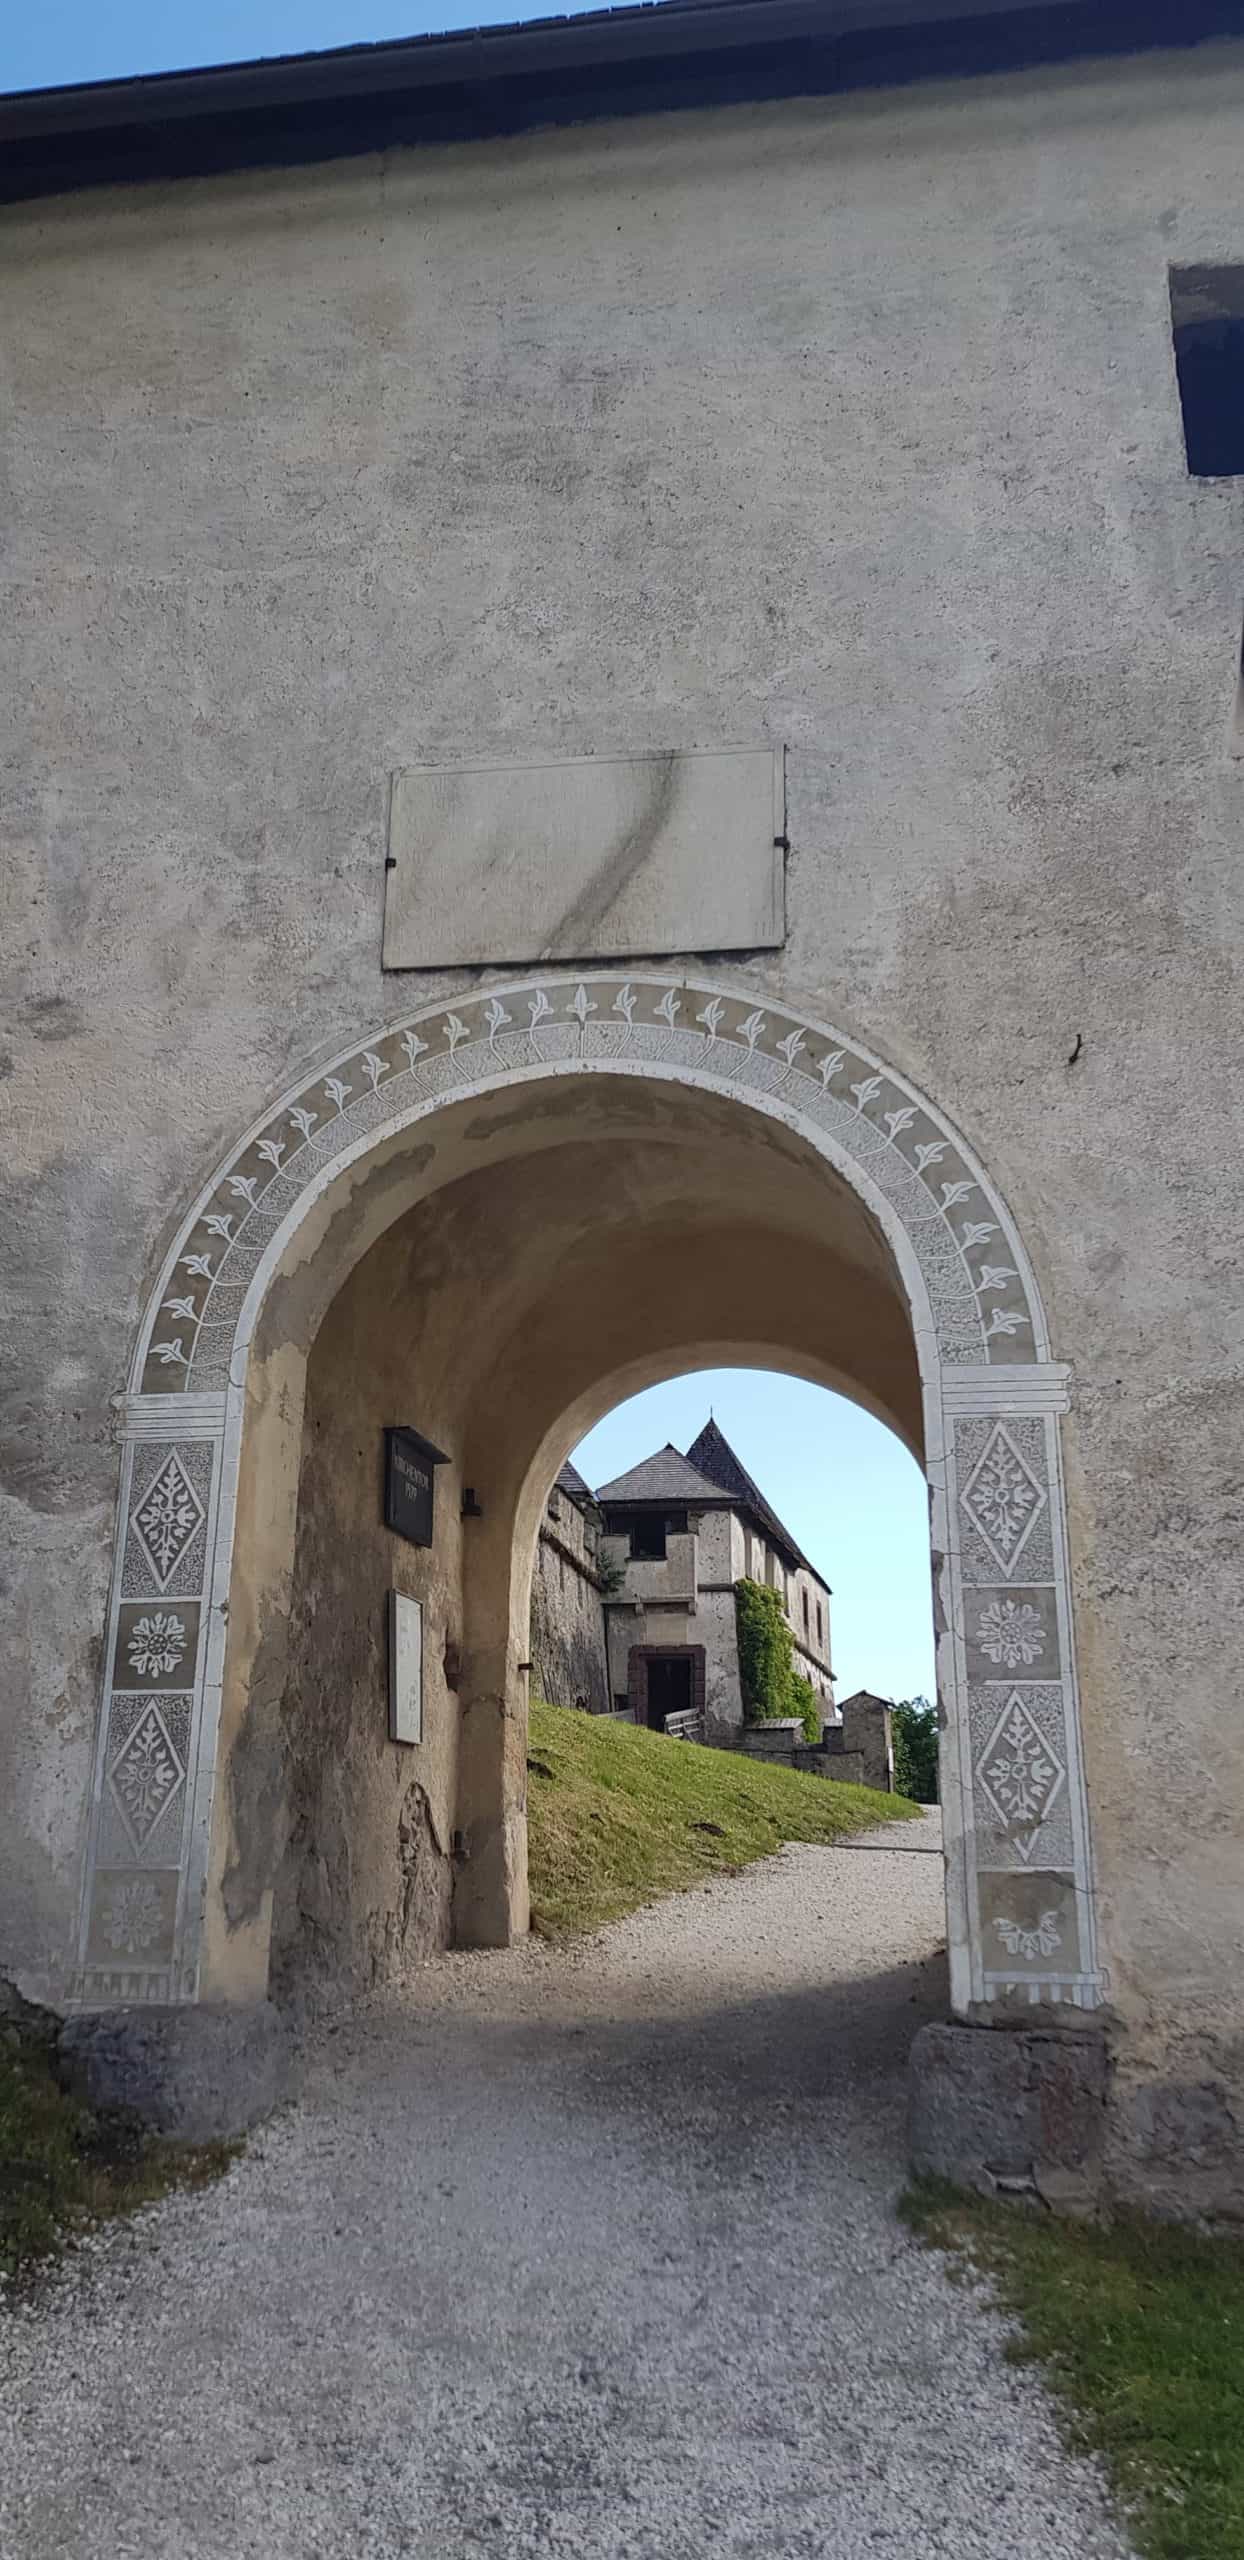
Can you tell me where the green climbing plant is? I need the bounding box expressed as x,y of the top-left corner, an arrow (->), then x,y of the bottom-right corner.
735,1580 -> 823,1741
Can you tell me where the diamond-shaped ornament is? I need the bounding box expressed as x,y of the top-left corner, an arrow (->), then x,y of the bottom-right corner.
976,1689 -> 1065,1860
132,1452 -> 205,1588
960,1423 -> 1046,1578
107,1702 -> 187,1852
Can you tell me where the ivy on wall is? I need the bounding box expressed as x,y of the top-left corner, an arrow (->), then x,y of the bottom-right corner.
734,1578 -> 821,1744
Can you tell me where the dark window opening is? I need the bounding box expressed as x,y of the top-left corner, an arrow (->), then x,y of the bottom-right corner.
1170,267 -> 1244,476
630,1515 -> 667,1560
802,1589 -> 810,1631
645,1654 -> 693,1730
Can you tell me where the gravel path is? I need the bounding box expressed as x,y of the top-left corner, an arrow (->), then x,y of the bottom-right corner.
0,1817 -> 1134,2558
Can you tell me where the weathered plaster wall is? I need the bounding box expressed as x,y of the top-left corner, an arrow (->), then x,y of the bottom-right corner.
267,1268 -> 462,2007
3,45 -> 1244,2164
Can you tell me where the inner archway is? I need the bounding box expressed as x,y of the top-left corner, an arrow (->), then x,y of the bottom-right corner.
78,972 -> 1099,2028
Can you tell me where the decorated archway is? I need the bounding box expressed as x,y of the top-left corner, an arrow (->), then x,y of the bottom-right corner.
77,972 -> 1099,2018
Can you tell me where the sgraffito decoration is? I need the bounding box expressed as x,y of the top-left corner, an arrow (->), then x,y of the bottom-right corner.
76,973 -> 1100,2013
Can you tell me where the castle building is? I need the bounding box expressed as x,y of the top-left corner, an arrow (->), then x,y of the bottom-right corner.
594,1420 -> 834,1740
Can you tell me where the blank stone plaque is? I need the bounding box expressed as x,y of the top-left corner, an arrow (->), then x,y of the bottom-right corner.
388,1592 -> 424,1745
382,747 -> 786,967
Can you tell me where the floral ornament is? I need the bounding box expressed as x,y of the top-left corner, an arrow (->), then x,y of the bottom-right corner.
961,1426 -> 1045,1574
133,1453 -> 205,1586
994,1910 -> 1061,1961
126,1612 -> 187,1677
977,1692 -> 1064,1851
976,1601 -> 1045,1668
100,1877 -> 166,1956
109,1707 -> 184,1847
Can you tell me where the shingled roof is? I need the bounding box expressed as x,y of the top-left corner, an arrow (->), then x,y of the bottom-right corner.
594,1445 -> 727,1507
685,1417 -> 826,1588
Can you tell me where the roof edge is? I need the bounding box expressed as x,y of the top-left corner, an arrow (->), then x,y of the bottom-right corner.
4,0 -> 1243,204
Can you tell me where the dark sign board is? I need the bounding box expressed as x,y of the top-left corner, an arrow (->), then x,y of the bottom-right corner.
384,1425 -> 449,1549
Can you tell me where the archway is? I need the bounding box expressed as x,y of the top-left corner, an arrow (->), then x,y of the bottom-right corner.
77,973 -> 1099,2022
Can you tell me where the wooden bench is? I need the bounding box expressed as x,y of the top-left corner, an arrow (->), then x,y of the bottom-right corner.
663,1707 -> 705,1745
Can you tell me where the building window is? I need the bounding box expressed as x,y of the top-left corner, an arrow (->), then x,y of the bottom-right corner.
631,1515 -> 667,1560
817,1600 -> 824,1645
1170,267 -> 1244,476
802,1589 -> 810,1632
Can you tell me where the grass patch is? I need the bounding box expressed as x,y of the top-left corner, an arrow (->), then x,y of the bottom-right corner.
0,2022 -> 235,2291
526,1695 -> 922,1937
903,2181 -> 1244,2560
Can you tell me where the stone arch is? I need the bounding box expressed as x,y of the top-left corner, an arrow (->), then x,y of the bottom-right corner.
78,971 -> 1099,2020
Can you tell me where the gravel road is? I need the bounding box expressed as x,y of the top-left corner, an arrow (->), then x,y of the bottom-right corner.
0,1815 -> 1134,2558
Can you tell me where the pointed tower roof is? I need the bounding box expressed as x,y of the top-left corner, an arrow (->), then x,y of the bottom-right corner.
684,1417 -> 828,1589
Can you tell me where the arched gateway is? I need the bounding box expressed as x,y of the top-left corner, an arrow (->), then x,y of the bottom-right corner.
77,971 -> 1100,2026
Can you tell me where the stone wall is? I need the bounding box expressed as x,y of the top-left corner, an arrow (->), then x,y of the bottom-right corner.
833,1695 -> 895,1794
530,1498 -> 609,1713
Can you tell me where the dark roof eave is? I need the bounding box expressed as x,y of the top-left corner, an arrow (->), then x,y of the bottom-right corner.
3,0 -> 1244,204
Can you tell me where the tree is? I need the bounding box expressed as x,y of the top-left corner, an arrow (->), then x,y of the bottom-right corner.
891,1696 -> 939,1802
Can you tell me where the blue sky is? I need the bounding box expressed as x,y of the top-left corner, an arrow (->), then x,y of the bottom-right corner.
4,2 -> 594,92
573,1370 -> 936,1707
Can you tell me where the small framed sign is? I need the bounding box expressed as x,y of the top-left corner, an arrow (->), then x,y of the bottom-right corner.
384,1424 -> 449,1548
388,1591 -> 424,1745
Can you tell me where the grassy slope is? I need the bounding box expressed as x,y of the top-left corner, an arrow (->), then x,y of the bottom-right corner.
526,1695 -> 922,1937
0,2024 -> 235,2289
904,2186 -> 1244,2560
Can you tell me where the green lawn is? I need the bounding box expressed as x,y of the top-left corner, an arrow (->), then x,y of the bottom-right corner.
903,2184 -> 1244,2560
0,2021 -> 234,2289
526,1694 -> 922,1936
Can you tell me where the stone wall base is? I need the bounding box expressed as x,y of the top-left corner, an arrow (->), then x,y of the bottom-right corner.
910,2021 -> 1244,2219
908,2020 -> 1108,2213
58,2001 -> 294,2142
